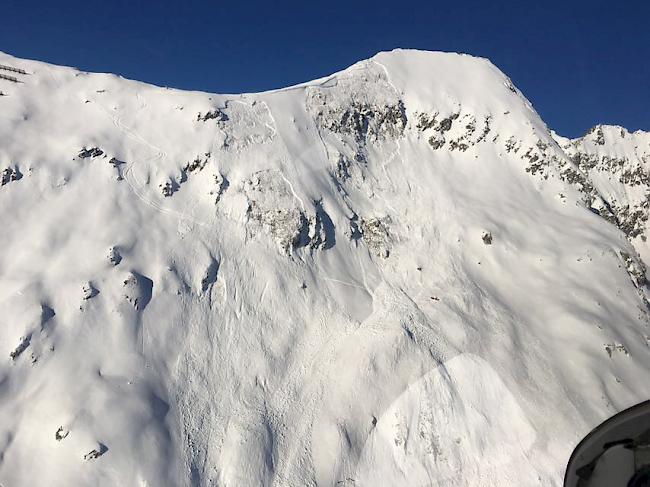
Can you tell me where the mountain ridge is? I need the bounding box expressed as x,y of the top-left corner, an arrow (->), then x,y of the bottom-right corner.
0,49 -> 649,486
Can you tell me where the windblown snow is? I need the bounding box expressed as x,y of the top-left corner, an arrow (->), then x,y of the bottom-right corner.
0,49 -> 649,486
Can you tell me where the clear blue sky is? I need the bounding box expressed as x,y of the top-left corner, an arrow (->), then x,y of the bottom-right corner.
2,0 -> 648,137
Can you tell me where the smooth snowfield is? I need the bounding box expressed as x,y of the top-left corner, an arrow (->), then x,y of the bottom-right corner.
0,49 -> 649,486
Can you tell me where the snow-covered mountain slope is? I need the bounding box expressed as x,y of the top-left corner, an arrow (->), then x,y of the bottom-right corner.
553,126 -> 650,263
0,49 -> 649,487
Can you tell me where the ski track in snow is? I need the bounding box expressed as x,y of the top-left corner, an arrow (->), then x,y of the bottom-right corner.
95,97 -> 210,227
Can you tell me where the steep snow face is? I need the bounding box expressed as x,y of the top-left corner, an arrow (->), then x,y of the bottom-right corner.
0,50 -> 649,487
554,126 -> 650,263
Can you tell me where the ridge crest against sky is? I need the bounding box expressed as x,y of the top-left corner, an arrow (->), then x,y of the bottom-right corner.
2,0 -> 648,137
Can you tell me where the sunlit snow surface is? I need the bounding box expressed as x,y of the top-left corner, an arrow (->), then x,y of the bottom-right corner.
0,49 -> 649,486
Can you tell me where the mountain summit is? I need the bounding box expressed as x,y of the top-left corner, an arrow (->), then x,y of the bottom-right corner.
0,49 -> 649,486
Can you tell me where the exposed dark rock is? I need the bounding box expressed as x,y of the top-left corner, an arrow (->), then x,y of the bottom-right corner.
415,112 -> 438,131
505,136 -> 520,153
122,272 -> 153,311
78,147 -> 104,159
620,251 -> 646,287
559,135 -> 650,241
160,156 -> 211,197
438,114 -> 458,133
314,100 -> 407,143
1,166 -> 22,186
184,153 -> 210,173
604,342 -> 629,358
197,109 -> 229,122
83,444 -> 108,461
210,172 -> 229,204
475,115 -> 492,143
244,170 -> 318,253
82,282 -> 99,300
108,246 -> 122,266
449,140 -> 469,152
589,126 -> 606,145
10,335 -> 31,360
505,80 -> 517,93
360,217 -> 391,258
160,179 -> 180,197
55,427 -> 69,441
428,135 -> 445,150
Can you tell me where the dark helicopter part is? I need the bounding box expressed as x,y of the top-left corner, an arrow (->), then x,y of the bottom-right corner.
565,400 -> 650,487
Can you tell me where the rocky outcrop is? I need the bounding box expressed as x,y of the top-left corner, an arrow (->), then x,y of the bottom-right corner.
197,108 -> 229,122
108,246 -> 122,266
244,170 -> 308,252
244,170 -> 336,254
78,147 -> 104,159
555,126 -> 650,244
122,272 -> 153,311
1,166 -> 21,186
9,335 -> 31,360
620,250 -> 647,288
360,216 -> 392,258
82,282 -> 99,300
83,444 -> 108,461
210,172 -> 229,205
415,108 -> 496,153
307,62 -> 407,145
312,98 -> 407,143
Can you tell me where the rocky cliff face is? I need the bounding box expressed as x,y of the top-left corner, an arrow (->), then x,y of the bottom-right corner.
0,49 -> 649,487
555,126 -> 650,257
